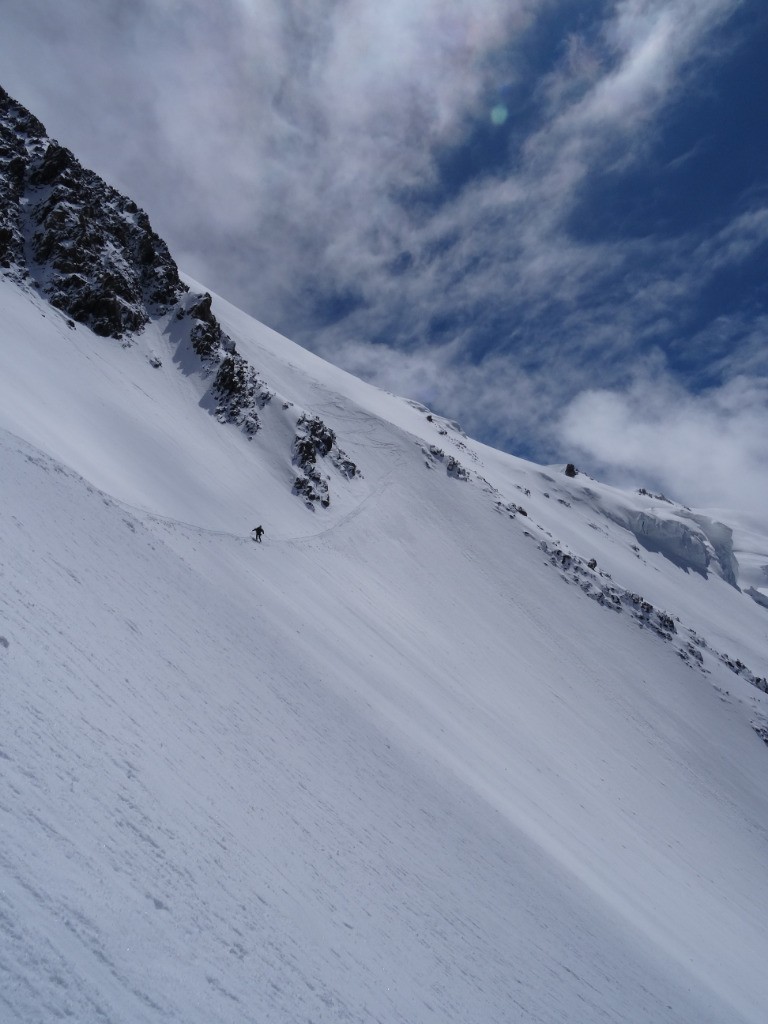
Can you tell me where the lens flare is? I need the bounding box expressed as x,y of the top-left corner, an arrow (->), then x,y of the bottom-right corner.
490,104 -> 508,126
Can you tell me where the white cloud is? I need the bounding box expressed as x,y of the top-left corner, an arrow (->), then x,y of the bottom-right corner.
0,0 -> 740,310
1,0 -> 761,510
560,371 -> 768,514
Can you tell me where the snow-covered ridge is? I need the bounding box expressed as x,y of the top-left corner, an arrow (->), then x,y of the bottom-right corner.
1,77 -> 766,685
423,438 -> 768,697
2,83 -> 764,587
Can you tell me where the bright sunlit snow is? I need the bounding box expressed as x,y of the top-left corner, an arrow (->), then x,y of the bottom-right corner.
2,271 -> 768,1024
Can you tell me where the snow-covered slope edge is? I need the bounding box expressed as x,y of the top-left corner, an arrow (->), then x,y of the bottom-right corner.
3,264 -> 765,718
3,426 -> 768,1024
209,282 -> 768,702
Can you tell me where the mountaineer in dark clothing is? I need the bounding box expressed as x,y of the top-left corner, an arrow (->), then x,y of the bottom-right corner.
252,525 -> 264,543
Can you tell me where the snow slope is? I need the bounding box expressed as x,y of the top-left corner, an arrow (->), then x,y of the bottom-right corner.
2,268 -> 768,1024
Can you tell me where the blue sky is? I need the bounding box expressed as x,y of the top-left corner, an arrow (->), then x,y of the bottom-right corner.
2,0 -> 767,511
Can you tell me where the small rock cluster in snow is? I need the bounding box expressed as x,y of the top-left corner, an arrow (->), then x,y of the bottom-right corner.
292,414 -> 359,509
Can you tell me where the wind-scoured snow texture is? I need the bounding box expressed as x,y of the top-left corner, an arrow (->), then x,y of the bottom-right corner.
0,87 -> 184,336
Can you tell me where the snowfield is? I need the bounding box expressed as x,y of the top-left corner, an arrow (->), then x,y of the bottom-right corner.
2,272 -> 768,1024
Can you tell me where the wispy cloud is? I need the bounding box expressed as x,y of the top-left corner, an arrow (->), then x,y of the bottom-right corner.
2,0 -> 765,509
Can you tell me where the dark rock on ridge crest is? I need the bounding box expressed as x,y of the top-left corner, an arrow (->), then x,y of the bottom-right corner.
0,87 -> 272,441
0,86 -> 184,337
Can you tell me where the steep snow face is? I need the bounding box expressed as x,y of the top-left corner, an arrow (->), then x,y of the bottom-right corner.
683,513 -> 740,587
3,427 -> 768,1024
627,510 -> 711,573
2,88 -> 768,1024
3,272 -> 768,1024
607,505 -> 741,591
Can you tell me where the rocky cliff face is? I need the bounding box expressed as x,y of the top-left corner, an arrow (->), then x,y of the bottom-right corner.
0,87 -> 184,337
0,86 -> 360,507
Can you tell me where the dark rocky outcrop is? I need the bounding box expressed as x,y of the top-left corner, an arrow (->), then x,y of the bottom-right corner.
421,444 -> 469,480
176,291 -> 273,436
1,86 -> 361,508
212,351 -> 273,435
0,86 -> 185,337
292,414 -> 359,507
188,292 -> 229,358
